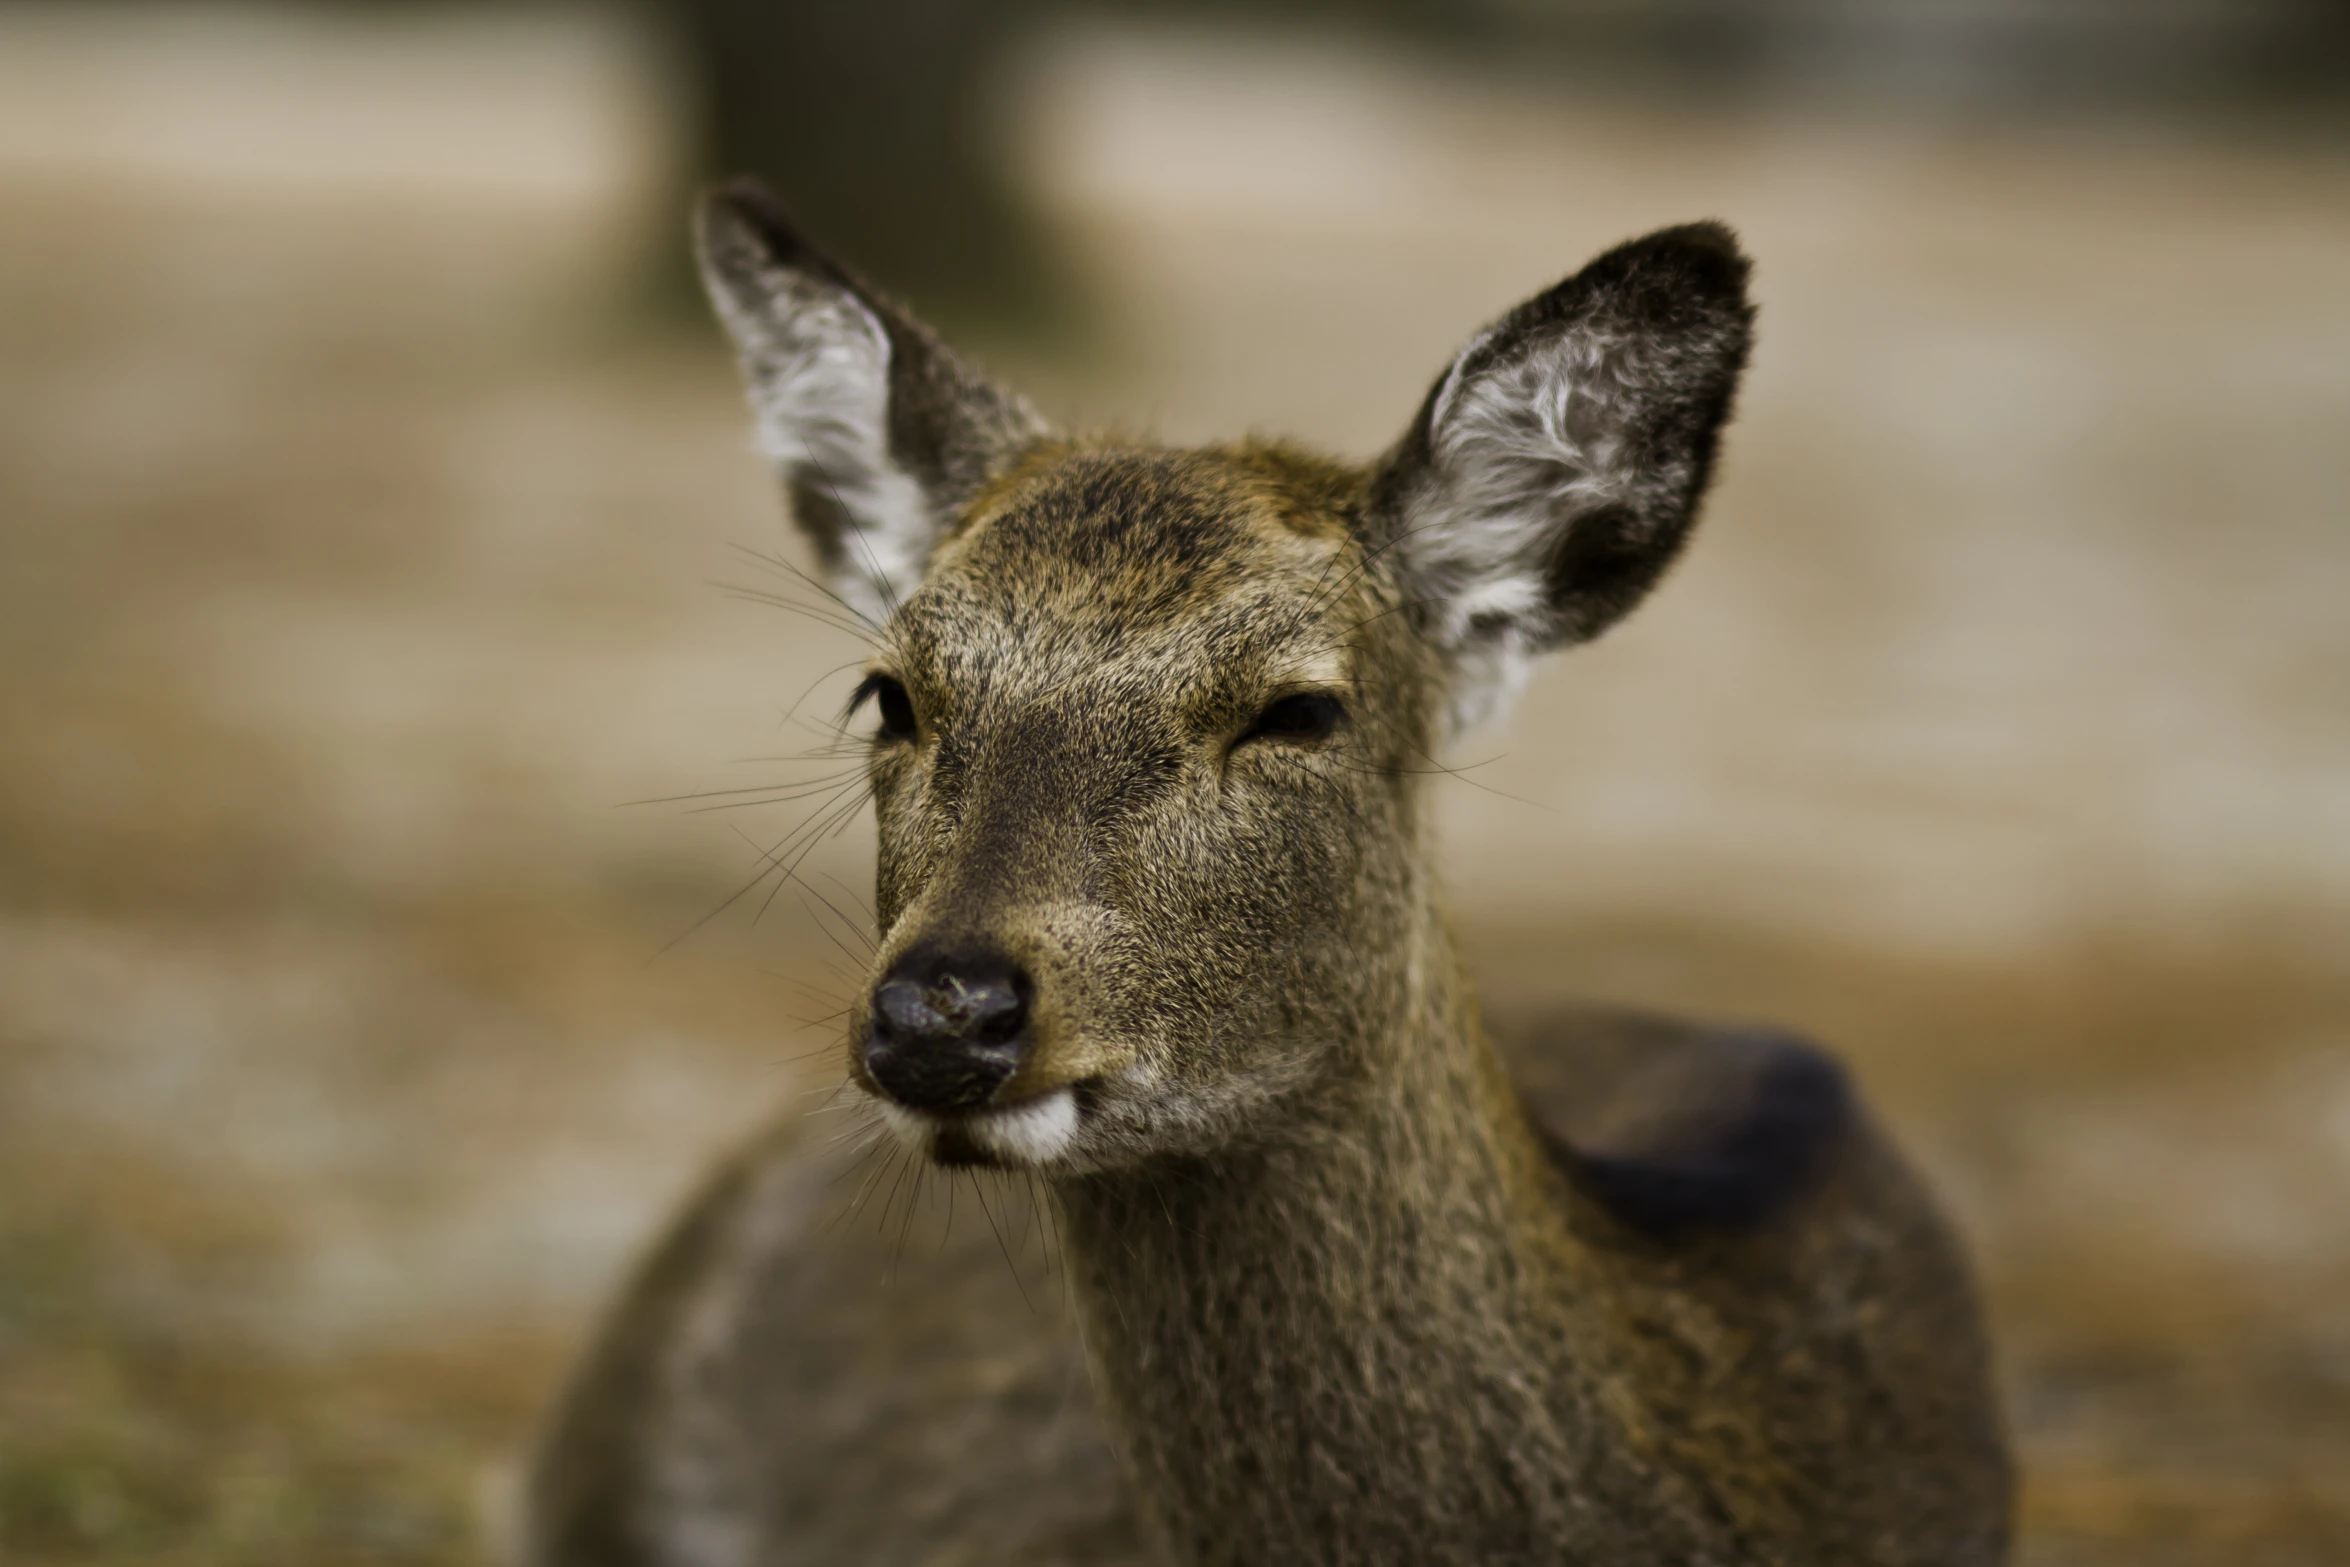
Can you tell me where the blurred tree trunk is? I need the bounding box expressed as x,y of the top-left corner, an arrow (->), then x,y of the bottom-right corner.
665,0 -> 1061,331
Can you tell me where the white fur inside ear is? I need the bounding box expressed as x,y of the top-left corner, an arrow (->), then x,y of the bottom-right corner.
709,269 -> 935,625
1405,331 -> 1643,734
1441,631 -> 1537,735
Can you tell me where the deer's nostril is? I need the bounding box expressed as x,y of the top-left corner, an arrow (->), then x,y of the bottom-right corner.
863,947 -> 1031,1112
873,979 -> 946,1041
957,980 -> 1026,1046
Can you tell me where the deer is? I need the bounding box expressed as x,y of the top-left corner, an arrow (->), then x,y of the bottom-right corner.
523,178 -> 2013,1567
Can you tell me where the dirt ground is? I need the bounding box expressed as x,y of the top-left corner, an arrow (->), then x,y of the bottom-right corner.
1,9 -> 2345,1565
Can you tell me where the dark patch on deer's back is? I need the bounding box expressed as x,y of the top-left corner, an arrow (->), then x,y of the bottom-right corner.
1499,1007 -> 1855,1238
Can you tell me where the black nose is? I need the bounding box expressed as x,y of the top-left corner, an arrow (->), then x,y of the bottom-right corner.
863,944 -> 1032,1112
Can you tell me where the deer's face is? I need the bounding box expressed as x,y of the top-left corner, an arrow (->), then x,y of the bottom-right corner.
695,181 -> 1751,1171
848,446 -> 1434,1170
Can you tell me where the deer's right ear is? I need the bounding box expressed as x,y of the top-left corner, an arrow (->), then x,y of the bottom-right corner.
695,180 -> 1047,623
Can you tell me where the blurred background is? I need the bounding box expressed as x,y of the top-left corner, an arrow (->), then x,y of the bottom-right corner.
1,1 -> 2345,1562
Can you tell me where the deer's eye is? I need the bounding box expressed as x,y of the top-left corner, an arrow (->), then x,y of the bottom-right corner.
851,673 -> 919,742
1239,691 -> 1346,747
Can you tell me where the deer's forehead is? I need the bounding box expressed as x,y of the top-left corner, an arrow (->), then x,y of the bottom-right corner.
895,449 -> 1359,688
895,559 -> 1348,699
954,446 -> 1345,574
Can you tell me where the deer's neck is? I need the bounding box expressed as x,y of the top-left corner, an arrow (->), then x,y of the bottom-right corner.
1052,923 -> 1638,1566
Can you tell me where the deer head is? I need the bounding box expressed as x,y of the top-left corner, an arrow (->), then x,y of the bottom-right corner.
698,180 -> 1752,1174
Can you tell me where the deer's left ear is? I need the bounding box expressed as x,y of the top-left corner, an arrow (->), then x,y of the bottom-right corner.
1371,223 -> 1754,730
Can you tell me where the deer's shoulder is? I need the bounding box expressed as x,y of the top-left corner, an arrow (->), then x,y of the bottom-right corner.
526,1119 -> 1144,1567
1497,1006 -> 1856,1239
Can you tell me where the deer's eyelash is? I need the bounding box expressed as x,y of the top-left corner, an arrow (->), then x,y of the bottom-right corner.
1236,691 -> 1348,747
849,673 -> 919,741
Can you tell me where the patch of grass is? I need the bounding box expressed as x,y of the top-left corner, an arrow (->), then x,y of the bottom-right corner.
0,1165 -> 544,1567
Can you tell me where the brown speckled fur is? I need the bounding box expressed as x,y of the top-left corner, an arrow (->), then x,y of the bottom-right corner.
523,184 -> 2012,1567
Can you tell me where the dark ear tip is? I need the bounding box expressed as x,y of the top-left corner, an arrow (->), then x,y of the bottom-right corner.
695,176 -> 827,278
1649,219 -> 1745,260
1623,220 -> 1752,302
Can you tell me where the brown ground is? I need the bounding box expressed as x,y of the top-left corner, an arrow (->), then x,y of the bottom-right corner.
1,10 -> 2346,1565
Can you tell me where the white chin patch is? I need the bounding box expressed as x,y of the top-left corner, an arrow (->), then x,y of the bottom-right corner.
971,1090 -> 1080,1164
878,1088 -> 1079,1167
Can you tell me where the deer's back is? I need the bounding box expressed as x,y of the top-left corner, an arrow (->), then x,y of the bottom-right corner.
1503,1005 -> 2012,1565
525,1008 -> 2006,1566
